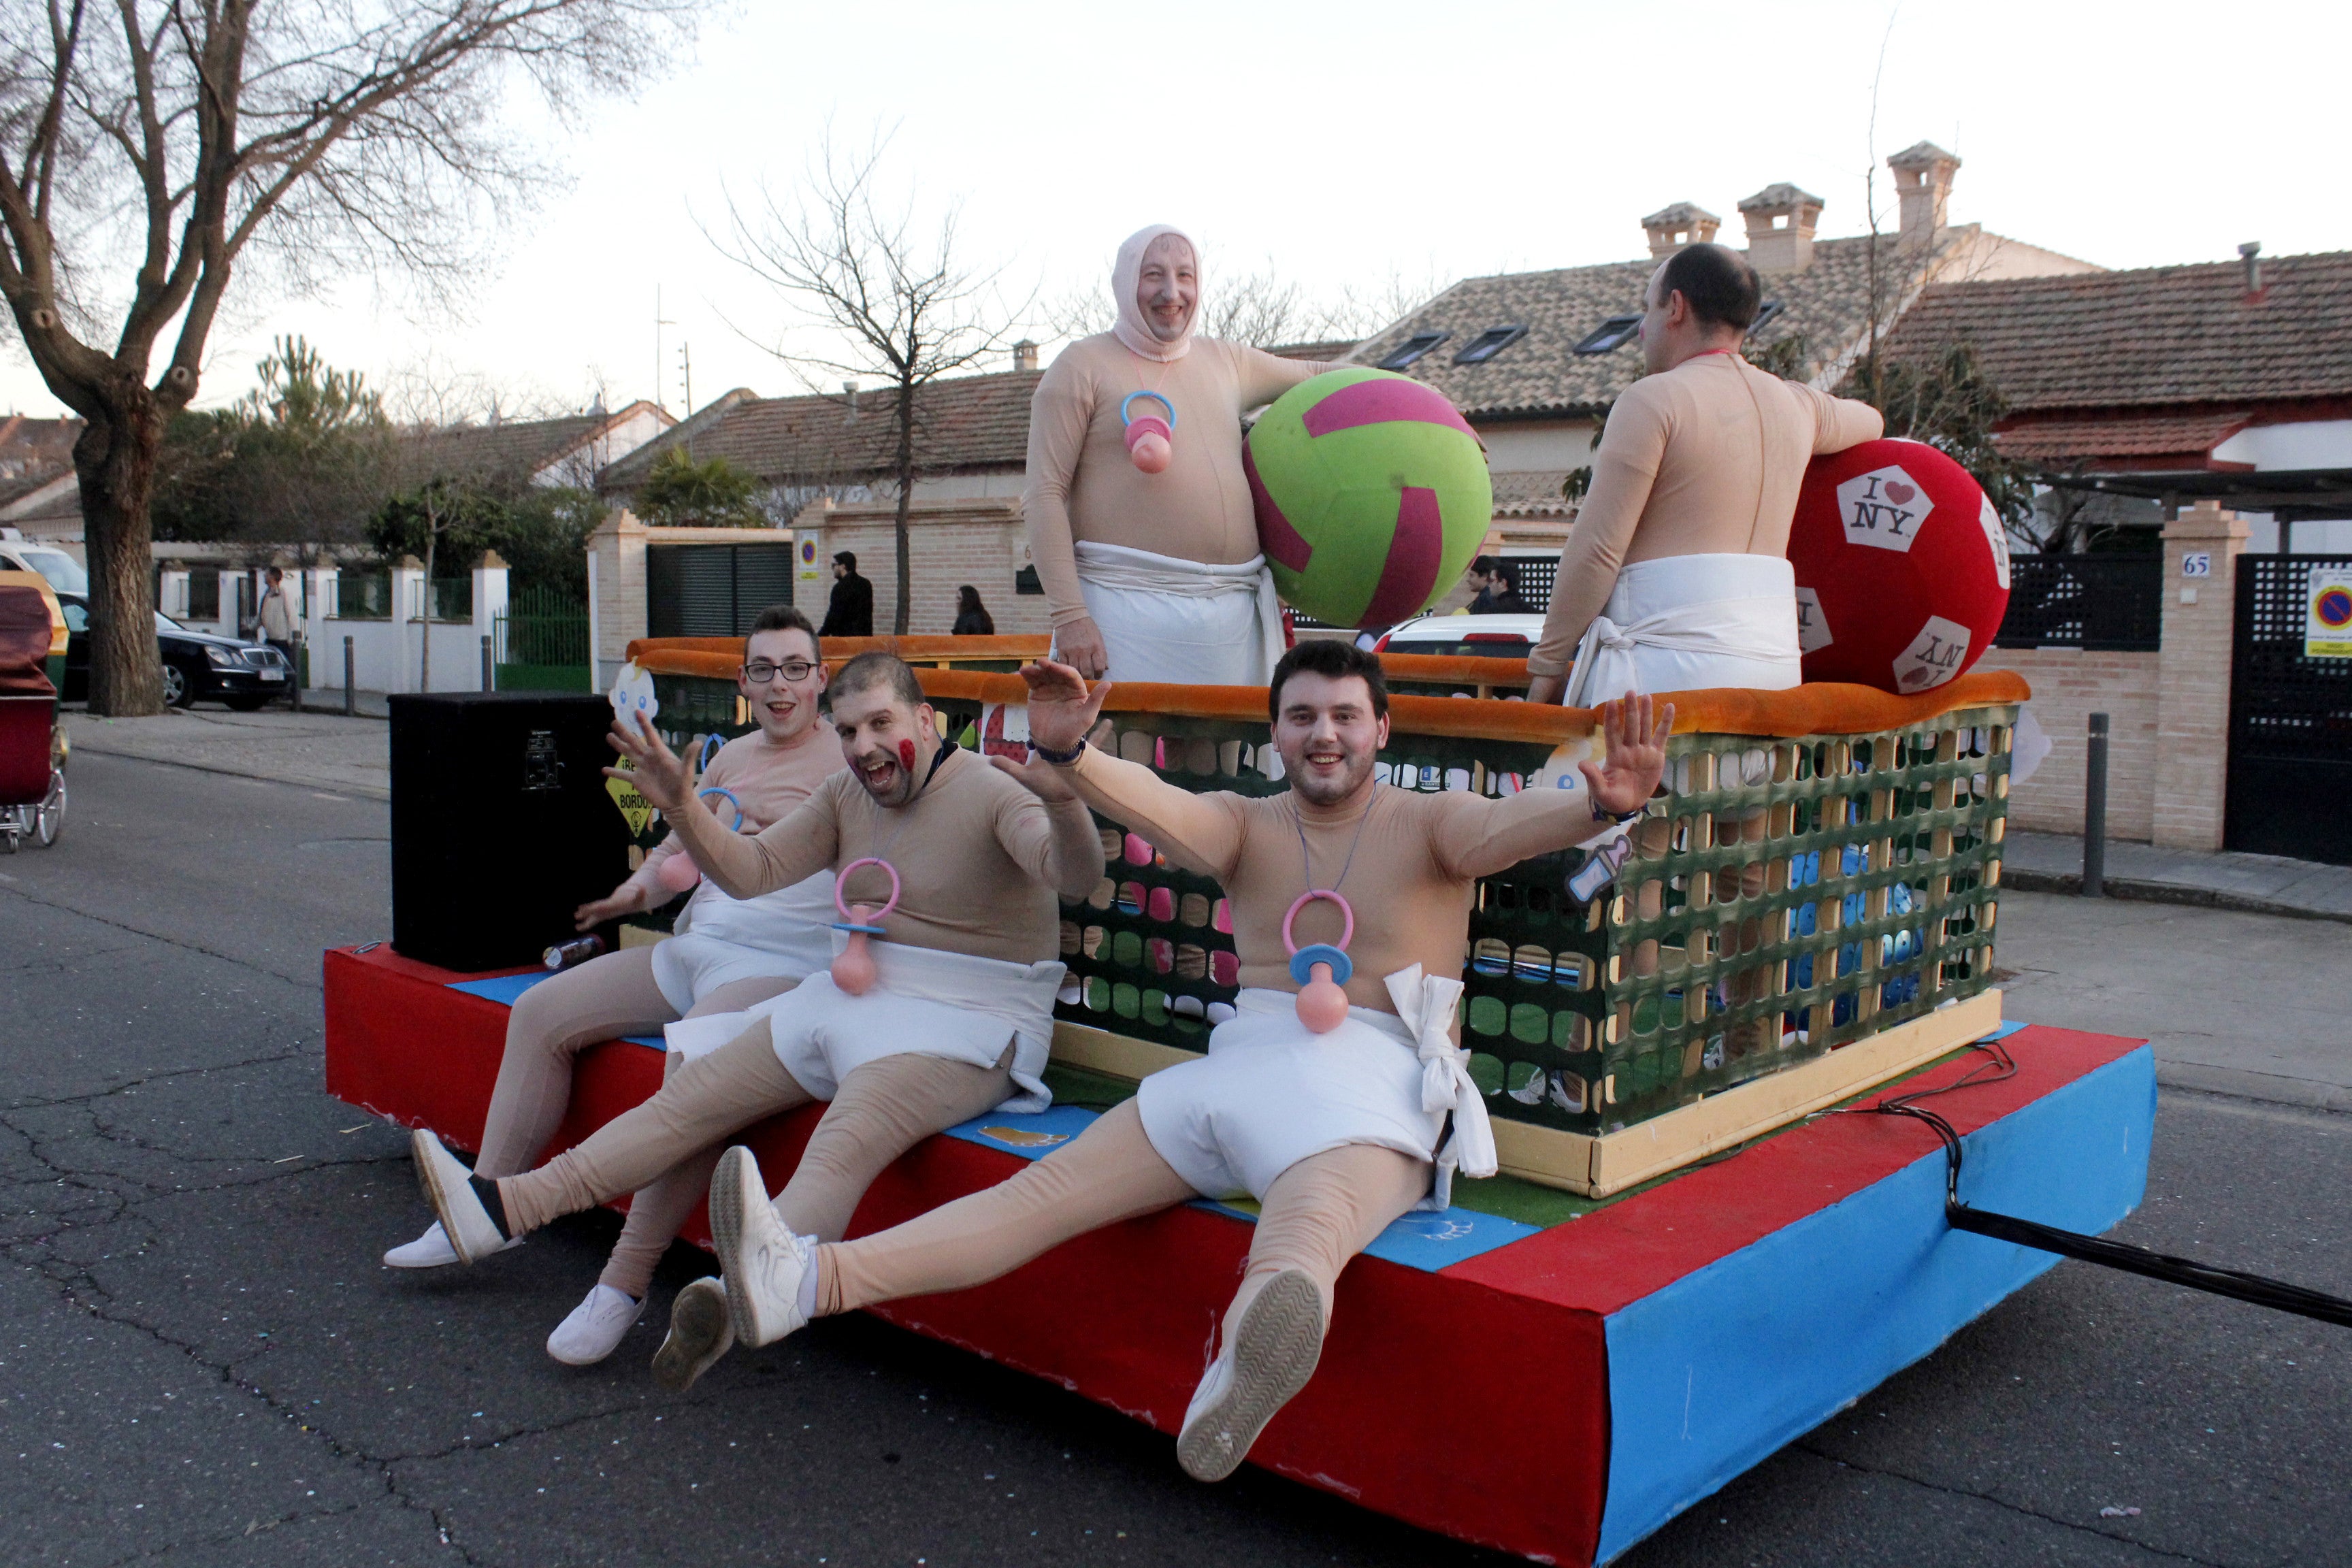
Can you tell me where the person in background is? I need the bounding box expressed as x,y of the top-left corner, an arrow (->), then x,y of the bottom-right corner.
1462,556 -> 1503,614
1475,561 -> 1532,615
951,585 -> 995,636
257,566 -> 301,696
819,551 -> 872,639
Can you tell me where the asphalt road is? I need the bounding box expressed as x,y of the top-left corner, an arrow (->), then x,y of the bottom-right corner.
3,751 -> 2348,1567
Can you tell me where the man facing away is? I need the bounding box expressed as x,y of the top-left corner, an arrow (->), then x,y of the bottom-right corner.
404,651 -> 1105,1389
382,606 -> 846,1366
1024,225 -> 1333,685
818,551 -> 872,639
675,641 -> 1671,1482
1524,242 -> 1883,708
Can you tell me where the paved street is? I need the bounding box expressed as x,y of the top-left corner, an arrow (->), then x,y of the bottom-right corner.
3,747 -> 2349,1567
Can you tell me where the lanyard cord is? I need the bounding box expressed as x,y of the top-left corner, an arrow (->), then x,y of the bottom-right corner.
1290,784 -> 1382,898
849,740 -> 958,900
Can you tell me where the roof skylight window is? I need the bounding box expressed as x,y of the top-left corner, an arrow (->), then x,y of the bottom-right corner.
1748,299 -> 1786,334
1452,325 -> 1529,365
1572,315 -> 1642,355
1375,331 -> 1449,370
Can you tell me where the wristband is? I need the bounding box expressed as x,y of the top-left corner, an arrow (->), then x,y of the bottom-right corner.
1028,737 -> 1087,767
1590,794 -> 1646,826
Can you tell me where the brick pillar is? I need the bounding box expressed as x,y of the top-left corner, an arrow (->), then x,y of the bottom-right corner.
2152,501 -> 2248,851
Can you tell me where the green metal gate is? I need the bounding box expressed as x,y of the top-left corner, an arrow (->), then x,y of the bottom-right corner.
493,585 -> 591,691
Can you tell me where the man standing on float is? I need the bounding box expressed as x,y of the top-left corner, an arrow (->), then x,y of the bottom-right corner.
1024,225 -> 1331,684
1524,242 -> 1882,707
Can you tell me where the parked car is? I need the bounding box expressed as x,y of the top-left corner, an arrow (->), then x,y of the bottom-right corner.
0,529 -> 89,598
56,593 -> 292,710
1371,611 -> 1544,659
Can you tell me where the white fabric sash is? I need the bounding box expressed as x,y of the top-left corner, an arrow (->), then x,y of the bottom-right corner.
1561,552 -> 1802,708
1383,964 -> 1495,1199
1073,540 -> 1286,683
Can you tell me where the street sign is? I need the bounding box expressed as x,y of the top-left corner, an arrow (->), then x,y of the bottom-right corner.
2307,568 -> 2352,658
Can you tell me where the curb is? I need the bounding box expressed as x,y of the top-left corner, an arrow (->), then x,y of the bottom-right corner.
2004,868 -> 2352,928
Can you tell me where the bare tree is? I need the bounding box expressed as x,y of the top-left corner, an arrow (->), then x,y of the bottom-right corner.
714,133 -> 1022,635
0,0 -> 691,714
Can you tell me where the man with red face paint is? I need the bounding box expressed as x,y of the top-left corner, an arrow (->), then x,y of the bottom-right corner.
675,641 -> 1673,1486
401,652 -> 1105,1389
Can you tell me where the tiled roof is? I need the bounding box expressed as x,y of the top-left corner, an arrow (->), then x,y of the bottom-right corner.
1993,412 -> 2252,463
1881,250 -> 2352,411
0,414 -> 81,483
402,401 -> 668,485
1490,470 -> 1579,517
1347,231 -> 1964,421
598,371 -> 1042,495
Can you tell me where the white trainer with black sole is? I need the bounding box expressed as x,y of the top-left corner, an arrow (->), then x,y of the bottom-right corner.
381,1220 -> 519,1269
1176,1269 -> 1326,1483
409,1130 -> 513,1265
707,1145 -> 814,1348
651,1277 -> 737,1392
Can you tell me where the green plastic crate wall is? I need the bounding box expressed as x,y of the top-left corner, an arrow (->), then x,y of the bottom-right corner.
642,670 -> 2014,1137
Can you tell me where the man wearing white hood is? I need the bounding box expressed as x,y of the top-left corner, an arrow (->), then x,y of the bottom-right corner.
1024,226 -> 1330,684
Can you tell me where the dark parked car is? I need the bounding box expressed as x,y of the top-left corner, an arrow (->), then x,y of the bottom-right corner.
57,593 -> 293,710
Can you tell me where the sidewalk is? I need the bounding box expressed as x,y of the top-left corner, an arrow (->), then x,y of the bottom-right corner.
2002,828 -> 2352,924
64,704 -> 391,800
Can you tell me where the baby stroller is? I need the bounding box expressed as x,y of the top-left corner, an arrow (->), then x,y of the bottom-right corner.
0,572 -> 67,851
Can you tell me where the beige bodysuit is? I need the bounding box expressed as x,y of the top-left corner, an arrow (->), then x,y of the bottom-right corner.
1023,333 -> 1327,631
1529,352 -> 1882,678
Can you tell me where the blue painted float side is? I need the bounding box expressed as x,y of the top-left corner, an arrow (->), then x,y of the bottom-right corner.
1595,1043 -> 2157,1563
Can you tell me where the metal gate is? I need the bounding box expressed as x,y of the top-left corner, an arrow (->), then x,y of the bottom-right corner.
2227,553 -> 2352,865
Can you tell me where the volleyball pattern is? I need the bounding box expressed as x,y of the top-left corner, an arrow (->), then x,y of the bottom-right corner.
1245,369 -> 1492,630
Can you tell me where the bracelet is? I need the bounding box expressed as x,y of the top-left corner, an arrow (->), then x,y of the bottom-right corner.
1028,736 -> 1087,767
1590,794 -> 1645,826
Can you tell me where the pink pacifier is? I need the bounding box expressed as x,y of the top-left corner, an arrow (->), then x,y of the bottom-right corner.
1281,889 -> 1356,1034
661,786 -> 749,893
830,857 -> 902,996
1121,390 -> 1175,474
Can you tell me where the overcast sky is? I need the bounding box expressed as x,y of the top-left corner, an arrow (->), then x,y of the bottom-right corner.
5,0 -> 2347,423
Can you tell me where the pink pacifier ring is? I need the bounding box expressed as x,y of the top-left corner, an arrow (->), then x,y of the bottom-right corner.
832,857 -> 902,933
1281,889 -> 1356,955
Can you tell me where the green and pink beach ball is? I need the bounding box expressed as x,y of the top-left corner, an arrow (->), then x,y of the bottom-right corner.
1245,369 -> 1492,630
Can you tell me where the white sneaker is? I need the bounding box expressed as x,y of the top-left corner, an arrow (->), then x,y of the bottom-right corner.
546,1284 -> 641,1366
651,1276 -> 736,1391
409,1130 -> 512,1265
1176,1269 -> 1326,1483
380,1220 -> 521,1270
707,1145 -> 814,1348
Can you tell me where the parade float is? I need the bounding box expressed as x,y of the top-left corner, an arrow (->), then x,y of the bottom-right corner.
324,623 -> 2170,1564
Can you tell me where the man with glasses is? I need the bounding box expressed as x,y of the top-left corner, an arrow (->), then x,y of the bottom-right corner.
380,605 -> 848,1370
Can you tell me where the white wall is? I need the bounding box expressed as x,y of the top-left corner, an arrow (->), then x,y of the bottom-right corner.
2210,419 -> 2352,472
304,562 -> 508,695
1475,419 -> 1598,473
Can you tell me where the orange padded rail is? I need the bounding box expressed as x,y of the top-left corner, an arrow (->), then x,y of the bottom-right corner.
622,636 -> 2028,742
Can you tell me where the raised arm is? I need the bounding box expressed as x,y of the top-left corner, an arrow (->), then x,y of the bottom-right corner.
1231,342 -> 1331,410
993,659 -> 1248,881
987,780 -> 1111,902
1527,387 -> 1671,689
605,717 -> 840,900
1430,696 -> 1674,877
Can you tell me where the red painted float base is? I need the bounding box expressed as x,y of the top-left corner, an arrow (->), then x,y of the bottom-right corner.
324,943 -> 2153,1565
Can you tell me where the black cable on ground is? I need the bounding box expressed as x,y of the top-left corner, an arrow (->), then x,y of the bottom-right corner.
1846,1041 -> 2352,1331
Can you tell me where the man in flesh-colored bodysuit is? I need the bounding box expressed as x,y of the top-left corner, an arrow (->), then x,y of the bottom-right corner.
380,606 -> 848,1368
681,641 -> 1671,1484
403,653 -> 1105,1389
1025,225 -> 1329,683
1525,242 -> 1882,707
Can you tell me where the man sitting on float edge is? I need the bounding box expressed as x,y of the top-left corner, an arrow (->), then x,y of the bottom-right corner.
1524,241 -> 1882,708
681,640 -> 1671,1483
403,651 -> 1105,1390
382,604 -> 845,1368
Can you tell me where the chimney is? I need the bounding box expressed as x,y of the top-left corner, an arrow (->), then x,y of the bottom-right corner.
2238,242 -> 2264,298
1640,202 -> 1720,261
1886,141 -> 1961,251
1737,183 -> 1825,273
842,380 -> 860,421
1012,339 -> 1039,373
